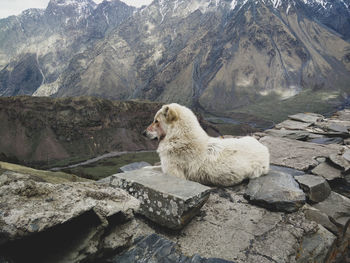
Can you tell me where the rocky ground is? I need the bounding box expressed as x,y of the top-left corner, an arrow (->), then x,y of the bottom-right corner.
1,109 -> 350,262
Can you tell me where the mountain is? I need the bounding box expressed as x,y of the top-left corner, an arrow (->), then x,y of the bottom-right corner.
0,0 -> 135,96
53,0 -> 350,114
1,0 -> 350,116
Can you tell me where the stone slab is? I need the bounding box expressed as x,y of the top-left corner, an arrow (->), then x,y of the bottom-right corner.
295,174 -> 331,203
311,162 -> 343,181
108,169 -> 211,229
275,119 -> 312,130
288,113 -> 324,123
260,136 -> 341,171
118,161 -> 151,173
244,170 -> 306,212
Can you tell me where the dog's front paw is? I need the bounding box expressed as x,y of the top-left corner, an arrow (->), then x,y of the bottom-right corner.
142,165 -> 162,172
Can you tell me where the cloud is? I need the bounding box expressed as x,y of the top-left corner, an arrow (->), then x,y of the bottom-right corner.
0,0 -> 153,19
0,0 -> 49,18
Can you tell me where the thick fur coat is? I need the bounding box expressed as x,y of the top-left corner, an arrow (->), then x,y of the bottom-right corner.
144,103 -> 270,186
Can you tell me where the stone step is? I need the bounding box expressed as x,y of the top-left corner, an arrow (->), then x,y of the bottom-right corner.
105,168 -> 211,230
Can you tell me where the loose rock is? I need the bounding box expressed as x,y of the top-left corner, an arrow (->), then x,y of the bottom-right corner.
294,174 -> 331,203
244,170 -> 306,212
311,162 -> 343,181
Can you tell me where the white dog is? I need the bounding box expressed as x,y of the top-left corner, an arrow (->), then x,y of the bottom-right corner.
143,103 -> 270,186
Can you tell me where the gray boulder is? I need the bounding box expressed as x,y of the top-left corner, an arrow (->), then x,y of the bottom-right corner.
244,170 -> 306,213
107,168 -> 211,230
0,170 -> 140,263
294,174 -> 331,203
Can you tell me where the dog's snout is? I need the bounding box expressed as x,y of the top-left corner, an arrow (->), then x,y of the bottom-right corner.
142,130 -> 147,137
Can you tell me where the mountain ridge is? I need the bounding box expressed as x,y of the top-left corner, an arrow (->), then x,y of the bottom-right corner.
0,0 -> 350,115
54,0 -> 350,112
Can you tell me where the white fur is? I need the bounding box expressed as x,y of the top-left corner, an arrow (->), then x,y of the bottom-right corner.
146,103 -> 270,186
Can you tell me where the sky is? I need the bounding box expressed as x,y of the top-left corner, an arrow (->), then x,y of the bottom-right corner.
0,0 -> 153,19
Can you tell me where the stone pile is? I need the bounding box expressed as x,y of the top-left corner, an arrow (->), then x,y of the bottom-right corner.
1,110 -> 350,263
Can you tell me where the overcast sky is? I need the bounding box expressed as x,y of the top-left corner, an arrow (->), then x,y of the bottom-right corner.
0,0 -> 153,19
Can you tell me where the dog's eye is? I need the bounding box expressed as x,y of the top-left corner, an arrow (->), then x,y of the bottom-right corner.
155,120 -> 159,123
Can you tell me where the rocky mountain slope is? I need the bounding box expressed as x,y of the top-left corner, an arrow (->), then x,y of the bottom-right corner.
53,0 -> 350,113
0,0 -> 135,96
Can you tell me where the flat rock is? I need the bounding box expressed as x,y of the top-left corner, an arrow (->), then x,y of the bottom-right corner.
288,113 -> 324,123
311,162 -> 343,181
275,119 -> 312,130
244,170 -> 306,212
294,174 -> 331,203
329,153 -> 350,171
108,234 -> 234,263
312,191 -> 350,232
118,162 -> 151,173
107,169 -> 211,229
260,136 -> 341,171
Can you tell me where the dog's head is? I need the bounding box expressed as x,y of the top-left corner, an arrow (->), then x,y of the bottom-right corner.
143,104 -> 179,141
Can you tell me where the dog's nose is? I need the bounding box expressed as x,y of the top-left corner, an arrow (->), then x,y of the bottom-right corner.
142,130 -> 147,137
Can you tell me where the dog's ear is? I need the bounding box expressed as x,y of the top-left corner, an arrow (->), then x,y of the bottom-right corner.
164,106 -> 178,122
